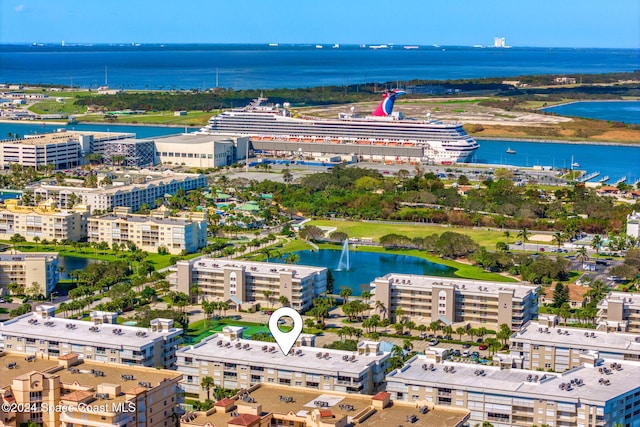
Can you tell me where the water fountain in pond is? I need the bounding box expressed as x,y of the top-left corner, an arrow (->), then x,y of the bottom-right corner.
336,239 -> 351,271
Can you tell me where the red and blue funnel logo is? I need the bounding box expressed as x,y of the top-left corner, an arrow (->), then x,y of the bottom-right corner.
372,90 -> 406,116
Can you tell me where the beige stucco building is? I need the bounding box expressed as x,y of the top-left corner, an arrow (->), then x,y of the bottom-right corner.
0,253 -> 59,298
175,258 -> 327,311
0,352 -> 182,427
179,384 -> 469,427
371,274 -> 539,330
0,199 -> 89,242
597,291 -> 640,334
88,206 -> 207,254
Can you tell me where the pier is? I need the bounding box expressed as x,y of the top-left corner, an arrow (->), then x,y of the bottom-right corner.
577,171 -> 600,183
613,176 -> 627,185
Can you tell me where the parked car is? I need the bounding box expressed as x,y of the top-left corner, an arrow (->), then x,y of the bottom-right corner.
462,343 -> 472,349
471,351 -> 480,358
462,350 -> 471,357
451,349 -> 461,357
428,339 -> 439,346
515,240 -> 522,245
479,344 -> 488,350
476,338 -> 484,343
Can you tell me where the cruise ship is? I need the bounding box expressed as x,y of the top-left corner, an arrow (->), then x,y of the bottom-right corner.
199,90 -> 479,164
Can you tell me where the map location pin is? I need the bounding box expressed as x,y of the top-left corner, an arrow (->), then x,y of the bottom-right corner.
268,307 -> 303,355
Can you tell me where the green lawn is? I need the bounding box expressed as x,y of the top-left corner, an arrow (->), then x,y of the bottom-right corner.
79,111 -> 213,126
28,100 -> 87,115
307,219 -> 540,247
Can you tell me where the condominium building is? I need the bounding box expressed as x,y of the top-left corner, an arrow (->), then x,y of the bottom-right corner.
597,291 -> 640,334
175,258 -> 327,311
0,253 -> 59,298
371,274 -> 539,330
88,206 -> 207,254
510,316 -> 640,371
627,211 -> 640,239
386,353 -> 640,427
0,351 -> 182,427
155,133 -> 251,168
177,327 -> 390,398
27,170 -> 208,212
179,384 -> 469,427
0,199 -> 89,242
0,305 -> 183,368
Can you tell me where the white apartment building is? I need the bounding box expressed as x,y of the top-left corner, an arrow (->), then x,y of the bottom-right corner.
88,206 -> 207,254
0,305 -> 182,369
155,133 -> 251,168
597,291 -> 640,334
510,316 -> 640,371
386,353 -> 640,427
175,258 -> 327,311
0,252 -> 59,298
177,327 -> 390,398
0,198 -> 89,242
371,274 -> 539,330
627,211 -> 640,239
27,170 -> 207,213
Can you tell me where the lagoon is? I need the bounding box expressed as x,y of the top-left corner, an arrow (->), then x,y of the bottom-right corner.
541,101 -> 640,124
273,249 -> 456,295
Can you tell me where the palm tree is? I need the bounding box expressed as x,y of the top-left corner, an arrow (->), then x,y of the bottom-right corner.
455,326 -> 467,341
576,246 -> 589,264
552,231 -> 565,250
200,376 -> 215,401
591,234 -> 603,259
340,287 -> 352,305
429,321 -> 441,335
33,236 -> 40,251
263,290 -> 273,308
284,253 -> 300,264
517,227 -> 530,244
278,296 -> 289,307
375,301 -> 387,319
402,339 -> 414,351
394,307 -> 405,324
503,230 -> 511,244
304,317 -> 315,332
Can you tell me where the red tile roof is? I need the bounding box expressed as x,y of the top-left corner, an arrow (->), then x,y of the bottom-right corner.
372,391 -> 391,401
319,409 -> 334,418
214,397 -> 236,407
228,413 -> 260,426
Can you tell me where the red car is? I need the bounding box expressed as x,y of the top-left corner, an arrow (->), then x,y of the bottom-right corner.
479,344 -> 488,350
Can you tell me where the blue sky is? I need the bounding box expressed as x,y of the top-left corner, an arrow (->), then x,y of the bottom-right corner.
1,0 -> 639,48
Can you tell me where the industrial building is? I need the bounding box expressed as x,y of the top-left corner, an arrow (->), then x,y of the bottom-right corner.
154,133 -> 251,168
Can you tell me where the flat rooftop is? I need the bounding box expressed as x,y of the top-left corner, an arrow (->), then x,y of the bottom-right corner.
0,252 -> 57,262
184,384 -> 468,427
388,355 -> 640,405
186,257 -> 326,279
0,313 -> 182,349
513,322 -> 640,353
598,291 -> 640,310
373,273 -> 538,299
91,213 -> 195,226
178,333 -> 388,376
0,352 -> 181,392
2,130 -> 134,146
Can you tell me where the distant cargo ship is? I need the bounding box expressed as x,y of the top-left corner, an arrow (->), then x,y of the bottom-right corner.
199,90 -> 479,164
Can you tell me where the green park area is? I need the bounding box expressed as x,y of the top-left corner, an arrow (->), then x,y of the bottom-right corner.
306,219 -> 548,246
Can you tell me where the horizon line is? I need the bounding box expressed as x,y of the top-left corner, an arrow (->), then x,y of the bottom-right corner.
0,42 -> 638,50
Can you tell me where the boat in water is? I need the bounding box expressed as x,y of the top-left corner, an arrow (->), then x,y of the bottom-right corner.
506,147 -> 516,154
572,162 -> 580,168
199,90 -> 479,164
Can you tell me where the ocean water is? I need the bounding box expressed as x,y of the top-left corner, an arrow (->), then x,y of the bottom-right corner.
0,44 -> 638,90
541,101 -> 640,124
